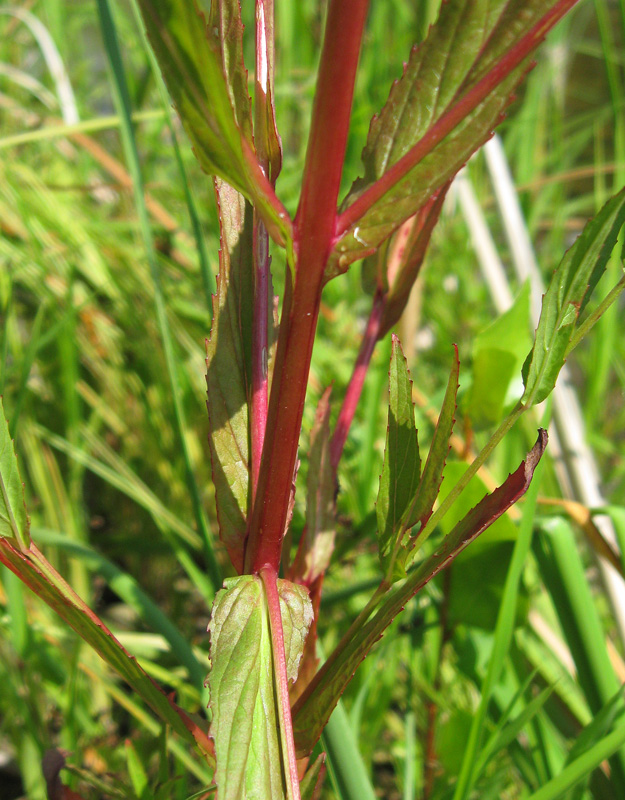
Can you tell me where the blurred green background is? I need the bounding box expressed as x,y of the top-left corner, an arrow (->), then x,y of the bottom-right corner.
2,0 -> 625,797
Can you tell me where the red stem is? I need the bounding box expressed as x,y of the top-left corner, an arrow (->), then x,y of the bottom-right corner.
246,0 -> 370,574
250,0 -> 275,503
330,289 -> 385,471
336,0 -> 580,236
251,217 -> 270,503
260,565 -> 302,800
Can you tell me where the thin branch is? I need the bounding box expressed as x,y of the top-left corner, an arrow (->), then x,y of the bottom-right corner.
330,289 -> 385,471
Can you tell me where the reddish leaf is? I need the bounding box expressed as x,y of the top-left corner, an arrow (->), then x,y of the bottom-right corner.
292,429 -> 548,757
0,539 -> 214,764
329,0 -> 579,272
291,388 -> 335,585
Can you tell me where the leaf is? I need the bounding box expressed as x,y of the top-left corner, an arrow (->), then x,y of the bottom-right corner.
253,0 -> 282,183
206,180 -> 253,573
376,336 -> 421,581
292,388 -> 335,584
0,538 -> 213,763
406,345 -> 460,534
522,187 -> 625,405
469,283 -> 531,426
329,0 -> 577,272
299,754 -> 325,800
292,430 -> 547,757
377,185 -> 450,330
137,0 -> 290,245
208,575 -> 312,800
0,398 -> 30,550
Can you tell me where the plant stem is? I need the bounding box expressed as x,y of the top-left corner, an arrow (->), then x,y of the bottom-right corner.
246,0 -> 370,574
336,0 -> 580,236
331,289 -> 385,471
260,565 -> 302,800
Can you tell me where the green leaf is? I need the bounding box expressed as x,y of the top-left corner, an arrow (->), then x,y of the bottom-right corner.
406,345 -> 460,534
137,0 -> 290,246
527,721 -> 625,800
376,335 -> 421,581
208,575 -> 312,800
0,399 -> 30,550
469,283 -> 531,426
522,187 -> 625,406
126,740 -> 150,800
564,686 -> 625,800
299,754 -> 325,800
206,180 -> 253,573
292,388 -> 335,583
330,0 -> 572,272
0,538 -> 213,763
292,431 -> 547,757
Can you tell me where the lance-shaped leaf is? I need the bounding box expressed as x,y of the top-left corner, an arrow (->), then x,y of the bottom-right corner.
522,186 -> 625,406
291,388 -> 335,584
254,0 -> 282,183
208,575 -> 312,800
137,0 -> 290,246
0,399 -> 29,551
0,538 -> 213,763
206,180 -> 253,573
329,0 -> 579,272
376,336 -> 421,581
406,345 -> 460,534
292,430 -> 547,757
0,406 -> 212,759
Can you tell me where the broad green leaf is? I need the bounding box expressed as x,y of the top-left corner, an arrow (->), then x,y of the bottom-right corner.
376,335 -> 421,581
137,0 -> 290,246
206,180 -> 253,573
292,430 -> 547,757
206,0 -> 252,141
292,388 -> 335,584
328,0 -> 577,274
523,187 -> 625,405
0,537 -> 213,763
406,345 -> 460,534
0,399 -> 29,550
208,575 -> 312,800
469,283 -> 531,426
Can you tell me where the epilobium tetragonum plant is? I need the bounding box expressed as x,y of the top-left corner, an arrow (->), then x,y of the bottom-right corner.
2,0 -> 625,797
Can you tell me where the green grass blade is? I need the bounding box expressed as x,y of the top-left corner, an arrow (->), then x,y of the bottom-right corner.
96,0 -> 221,591
527,721 -> 625,800
534,518 -> 625,793
452,423 -> 547,800
32,527 -> 206,690
322,698 -> 376,800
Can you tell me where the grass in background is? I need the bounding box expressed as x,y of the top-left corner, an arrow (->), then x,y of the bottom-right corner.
2,0 -> 625,797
